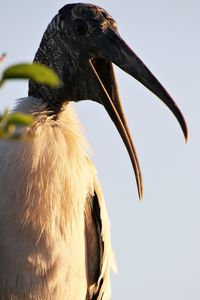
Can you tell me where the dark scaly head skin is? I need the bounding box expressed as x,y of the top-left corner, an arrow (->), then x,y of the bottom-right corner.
29,3 -> 188,198
29,4 -> 118,107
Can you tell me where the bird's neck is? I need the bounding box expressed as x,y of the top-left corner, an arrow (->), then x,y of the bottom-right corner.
28,15 -> 80,113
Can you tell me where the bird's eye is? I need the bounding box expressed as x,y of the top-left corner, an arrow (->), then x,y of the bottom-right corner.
74,19 -> 88,35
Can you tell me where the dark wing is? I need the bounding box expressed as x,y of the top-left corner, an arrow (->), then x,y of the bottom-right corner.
85,173 -> 116,300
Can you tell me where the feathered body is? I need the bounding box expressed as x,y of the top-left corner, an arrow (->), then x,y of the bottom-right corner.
0,98 -> 115,299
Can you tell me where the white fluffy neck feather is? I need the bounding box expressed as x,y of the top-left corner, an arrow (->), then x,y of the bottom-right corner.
4,97 -> 93,236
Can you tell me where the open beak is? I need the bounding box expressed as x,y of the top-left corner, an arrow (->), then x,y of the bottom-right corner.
89,29 -> 188,199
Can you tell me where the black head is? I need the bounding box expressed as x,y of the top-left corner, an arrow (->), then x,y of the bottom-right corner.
29,3 -> 188,198
57,3 -> 121,103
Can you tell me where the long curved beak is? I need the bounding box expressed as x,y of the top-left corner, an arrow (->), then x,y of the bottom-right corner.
90,29 -> 188,199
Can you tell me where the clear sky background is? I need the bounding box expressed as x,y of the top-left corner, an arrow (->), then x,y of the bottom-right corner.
1,1 -> 200,299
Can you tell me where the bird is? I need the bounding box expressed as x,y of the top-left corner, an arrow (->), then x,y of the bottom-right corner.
0,3 -> 188,300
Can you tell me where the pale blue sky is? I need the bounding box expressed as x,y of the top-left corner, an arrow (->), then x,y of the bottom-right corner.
1,1 -> 200,299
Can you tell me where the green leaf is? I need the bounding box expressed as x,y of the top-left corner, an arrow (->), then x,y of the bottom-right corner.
4,112 -> 34,128
0,111 -> 33,130
0,63 -> 61,87
0,111 -> 34,139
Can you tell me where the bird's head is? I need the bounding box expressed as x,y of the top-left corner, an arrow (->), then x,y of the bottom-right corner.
29,3 -> 188,198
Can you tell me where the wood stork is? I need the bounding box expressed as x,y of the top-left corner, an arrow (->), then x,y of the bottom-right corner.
0,3 -> 188,299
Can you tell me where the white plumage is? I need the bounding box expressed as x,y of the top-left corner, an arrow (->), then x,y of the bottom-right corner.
0,97 -> 115,299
